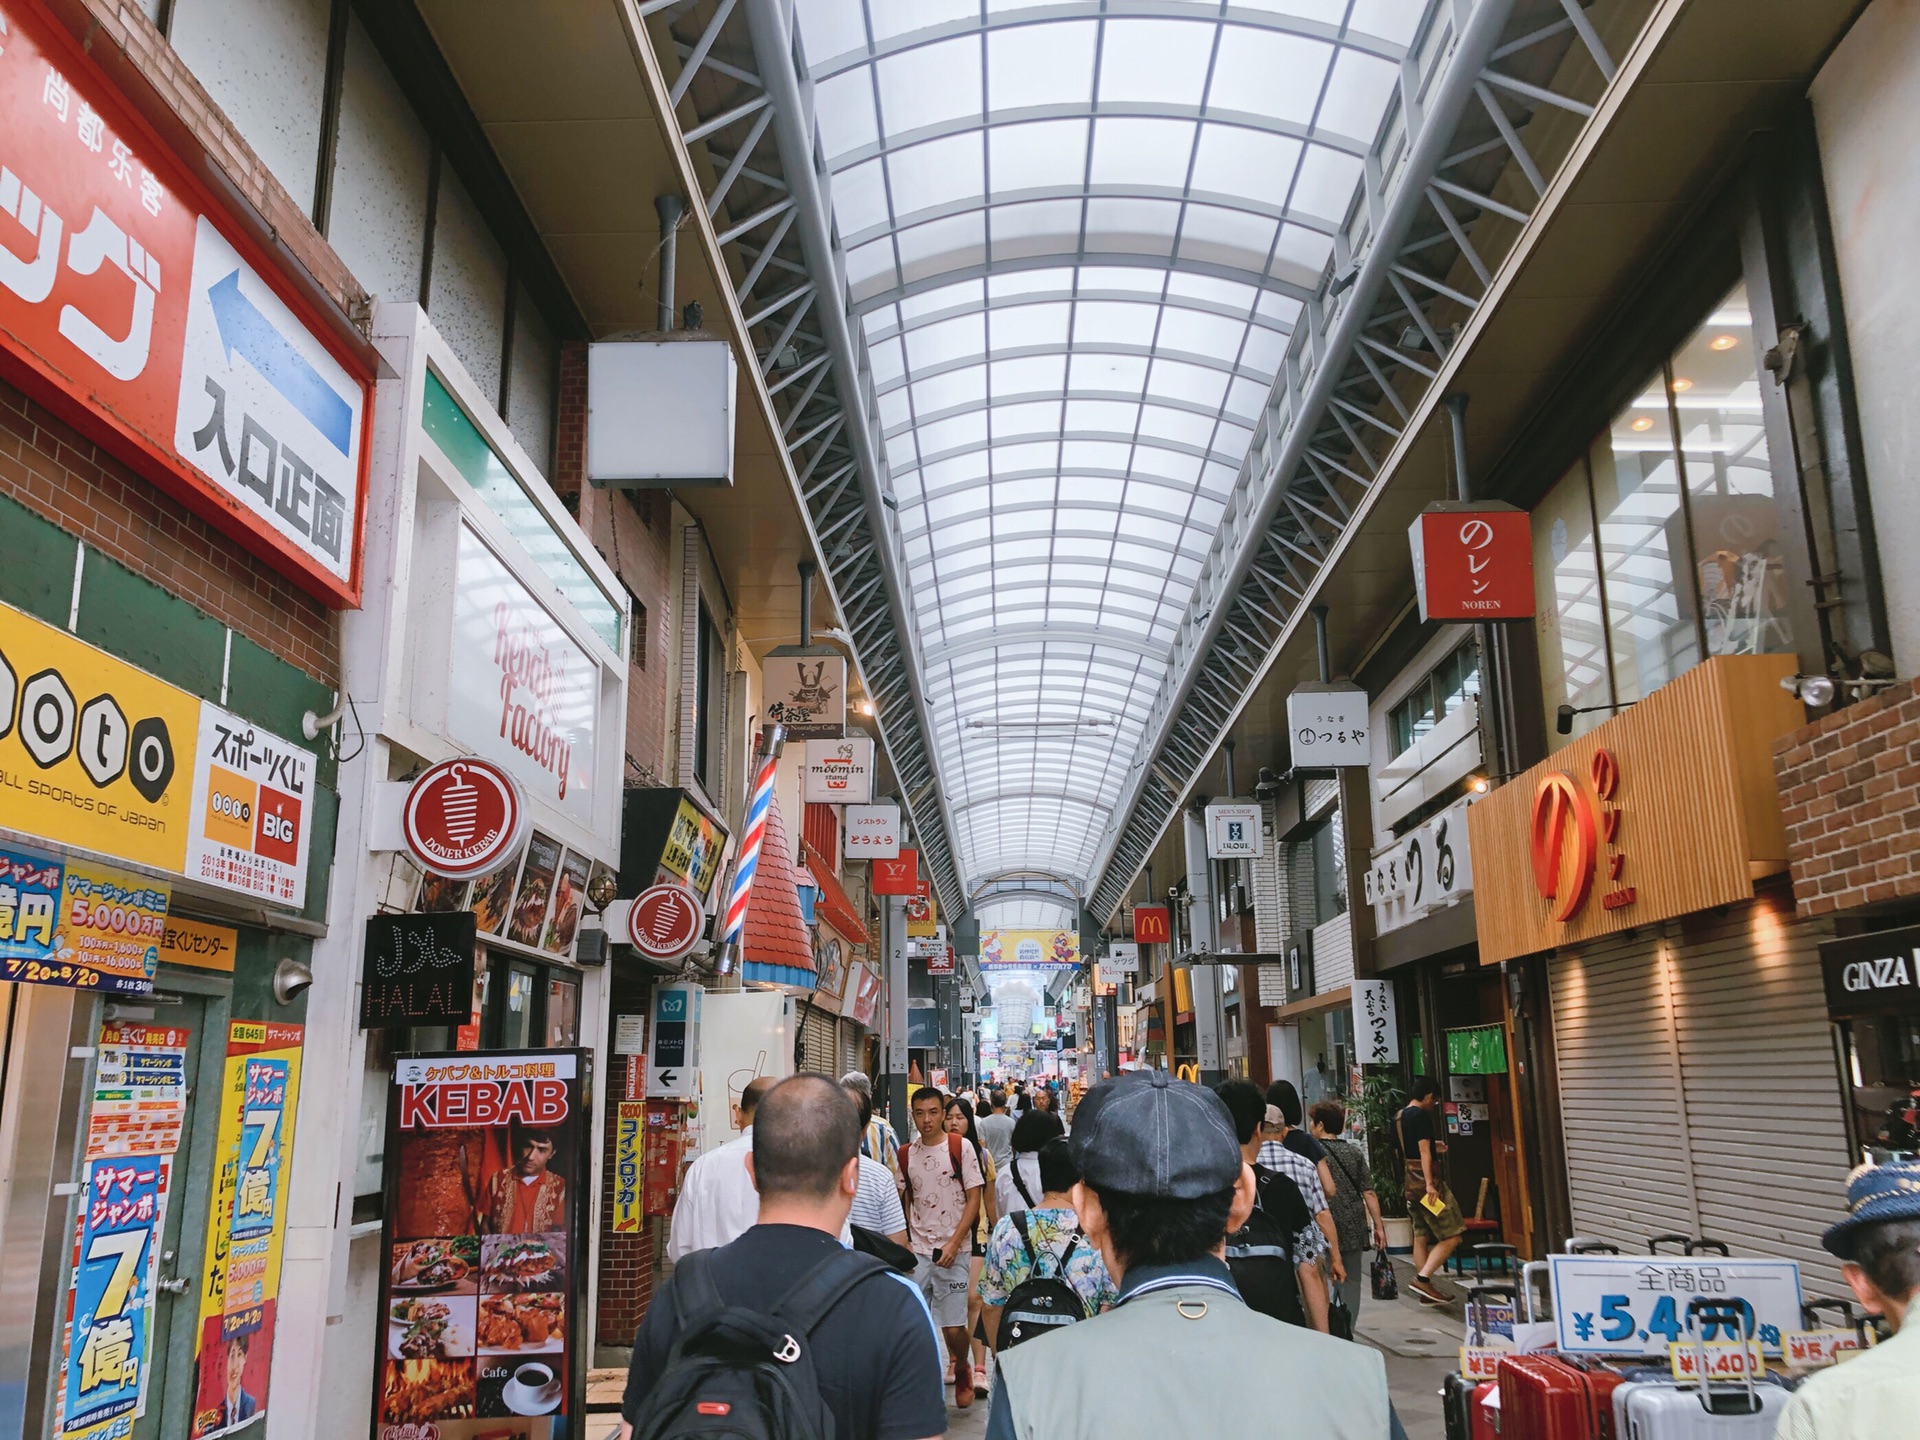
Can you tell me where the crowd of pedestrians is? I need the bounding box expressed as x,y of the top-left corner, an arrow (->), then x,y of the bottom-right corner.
616,1064 -> 1920,1439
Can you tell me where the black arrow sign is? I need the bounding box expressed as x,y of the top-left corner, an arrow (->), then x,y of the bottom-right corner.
656,1070 -> 678,1088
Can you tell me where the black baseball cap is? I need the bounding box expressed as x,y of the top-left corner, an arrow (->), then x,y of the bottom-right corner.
1069,1071 -> 1244,1200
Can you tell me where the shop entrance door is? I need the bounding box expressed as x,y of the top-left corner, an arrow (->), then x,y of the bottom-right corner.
102,984 -> 228,1440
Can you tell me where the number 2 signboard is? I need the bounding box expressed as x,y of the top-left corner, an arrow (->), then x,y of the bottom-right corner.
1547,1255 -> 1803,1358
0,3 -> 371,606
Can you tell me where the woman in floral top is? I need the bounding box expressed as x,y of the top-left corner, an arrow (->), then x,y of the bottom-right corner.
978,1137 -> 1119,1348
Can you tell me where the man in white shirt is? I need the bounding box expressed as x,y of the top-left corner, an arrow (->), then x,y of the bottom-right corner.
666,1075 -> 777,1260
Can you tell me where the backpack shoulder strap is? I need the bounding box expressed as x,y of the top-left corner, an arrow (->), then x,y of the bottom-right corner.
1011,1209 -> 1036,1268
669,1248 -> 724,1326
770,1249 -> 891,1334
947,1132 -> 965,1180
1011,1158 -> 1036,1208
1056,1227 -> 1083,1272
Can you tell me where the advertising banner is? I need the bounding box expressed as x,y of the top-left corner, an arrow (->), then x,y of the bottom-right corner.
0,843 -> 167,995
980,929 -> 1080,972
87,1022 -> 190,1160
183,702 -> 317,909
190,1022 -> 303,1440
0,3 -> 369,604
871,849 -> 918,896
612,1102 -> 645,1234
375,1050 -> 589,1440
59,1155 -> 168,1440
449,526 -> 599,831
761,654 -> 846,739
1131,905 -> 1170,946
801,737 -> 874,803
658,795 -> 726,899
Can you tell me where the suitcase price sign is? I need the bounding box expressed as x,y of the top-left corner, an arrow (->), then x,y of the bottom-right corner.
1547,1256 -> 1803,1357
1458,1344 -> 1508,1381
1666,1338 -> 1765,1381
1783,1328 -> 1863,1369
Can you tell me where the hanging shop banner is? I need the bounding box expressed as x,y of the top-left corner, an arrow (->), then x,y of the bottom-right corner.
375,1049 -> 589,1440
0,844 -> 167,995
762,653 -> 846,739
980,929 -> 1080,972
1408,503 -> 1535,622
925,945 -> 955,977
843,803 -> 900,860
847,963 -> 881,1028
658,795 -> 726,899
58,1154 -> 168,1440
87,1021 -> 189,1160
1352,980 -> 1400,1066
1287,683 -> 1370,769
190,1020 -> 303,1440
1365,794 -> 1476,936
184,702 -> 317,909
0,4 -> 370,604
612,1102 -> 645,1234
158,916 -> 238,972
361,913 -> 478,1029
802,736 -> 874,804
871,848 -> 919,896
1104,942 -> 1139,973
449,526 -> 599,831
1204,802 -> 1264,859
1132,905 -> 1171,946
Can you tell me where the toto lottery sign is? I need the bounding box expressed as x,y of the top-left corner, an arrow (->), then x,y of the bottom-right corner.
626,883 -> 705,961
402,757 -> 527,878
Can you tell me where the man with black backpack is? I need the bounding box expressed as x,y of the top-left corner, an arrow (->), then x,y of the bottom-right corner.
1216,1079 -> 1328,1331
620,1075 -> 947,1440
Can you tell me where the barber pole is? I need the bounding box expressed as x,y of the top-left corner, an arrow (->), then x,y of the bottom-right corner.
715,725 -> 785,973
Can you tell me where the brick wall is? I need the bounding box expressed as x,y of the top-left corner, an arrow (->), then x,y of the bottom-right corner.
1774,679 -> 1920,915
0,374 -> 338,684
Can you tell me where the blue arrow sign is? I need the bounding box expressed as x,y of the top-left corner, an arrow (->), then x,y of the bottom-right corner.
208,270 -> 352,456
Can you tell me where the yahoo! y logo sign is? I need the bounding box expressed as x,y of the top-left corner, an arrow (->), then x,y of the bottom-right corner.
1529,748 -> 1632,923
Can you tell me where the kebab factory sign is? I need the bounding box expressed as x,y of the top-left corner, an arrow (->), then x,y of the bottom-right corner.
1469,656 -> 1802,964
0,601 -> 319,958
0,1 -> 372,605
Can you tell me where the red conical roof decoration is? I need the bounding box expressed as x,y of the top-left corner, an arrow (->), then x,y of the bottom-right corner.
740,786 -> 817,989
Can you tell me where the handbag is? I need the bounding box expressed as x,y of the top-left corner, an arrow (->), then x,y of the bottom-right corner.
1371,1248 -> 1399,1302
1327,1286 -> 1355,1340
849,1224 -> 917,1273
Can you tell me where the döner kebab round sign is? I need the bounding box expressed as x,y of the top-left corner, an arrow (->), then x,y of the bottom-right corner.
403,757 -> 528,879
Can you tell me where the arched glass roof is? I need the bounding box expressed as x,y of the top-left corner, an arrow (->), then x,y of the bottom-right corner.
792,0 -> 1420,894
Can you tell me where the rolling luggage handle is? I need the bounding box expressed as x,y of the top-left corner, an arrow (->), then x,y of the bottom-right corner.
1685,1237 -> 1729,1257
1648,1233 -> 1691,1255
1564,1236 -> 1620,1255
1800,1296 -> 1861,1331
1519,1260 -> 1551,1323
1685,1297 -> 1763,1417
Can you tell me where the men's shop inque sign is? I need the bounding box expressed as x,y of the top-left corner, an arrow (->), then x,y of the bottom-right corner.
0,3 -> 371,604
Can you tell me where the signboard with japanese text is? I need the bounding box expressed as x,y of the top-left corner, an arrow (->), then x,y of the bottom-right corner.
1204,802 -> 1264,859
184,701 -> 316,909
1104,941 -> 1139,973
158,916 -> 237,972
375,1050 -> 590,1440
648,984 -> 700,1099
0,3 -> 370,605
843,803 -> 900,859
980,929 -> 1079,972
847,963 -> 881,1028
1352,980 -> 1400,1066
87,1022 -> 188,1160
1546,1255 -> 1802,1358
925,945 -> 955,976
190,1021 -> 303,1440
1365,795 -> 1476,937
658,795 -> 726,899
905,883 -> 937,937
449,526 -> 599,831
58,1154 -> 168,1440
762,653 -> 845,739
612,1102 -> 645,1233
0,844 -> 166,995
802,736 -> 874,804
1287,683 -> 1370,768
1409,503 -> 1534,622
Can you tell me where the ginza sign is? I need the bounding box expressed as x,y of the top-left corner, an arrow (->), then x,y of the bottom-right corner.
448,526 -> 597,828
0,6 -> 369,604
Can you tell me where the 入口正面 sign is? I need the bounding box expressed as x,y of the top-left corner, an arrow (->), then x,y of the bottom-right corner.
1408,504 -> 1534,622
843,803 -> 900,859
448,526 -> 599,829
360,913 -> 478,1028
0,7 -> 369,605
802,736 -> 874,803
762,654 -> 845,739
402,755 -> 528,880
1287,683 -> 1370,769
1365,795 -> 1476,936
1205,801 -> 1264,859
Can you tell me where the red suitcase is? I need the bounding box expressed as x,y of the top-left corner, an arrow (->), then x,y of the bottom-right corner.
1497,1354 -> 1633,1440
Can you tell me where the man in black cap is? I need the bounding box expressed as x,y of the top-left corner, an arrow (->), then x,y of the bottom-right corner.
985,1070 -> 1403,1440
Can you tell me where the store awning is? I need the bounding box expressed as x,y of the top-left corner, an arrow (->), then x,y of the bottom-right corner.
802,841 -> 868,947
741,791 -> 816,990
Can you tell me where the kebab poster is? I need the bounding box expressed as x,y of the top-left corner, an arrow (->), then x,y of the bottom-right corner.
374,1050 -> 589,1440
190,1022 -> 304,1440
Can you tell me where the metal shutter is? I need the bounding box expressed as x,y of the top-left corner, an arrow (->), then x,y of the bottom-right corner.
801,1004 -> 839,1075
1549,933 -> 1697,1249
839,1016 -> 863,1079
1666,903 -> 1847,1292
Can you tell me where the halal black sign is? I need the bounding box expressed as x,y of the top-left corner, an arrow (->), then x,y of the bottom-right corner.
360,913 -> 477,1028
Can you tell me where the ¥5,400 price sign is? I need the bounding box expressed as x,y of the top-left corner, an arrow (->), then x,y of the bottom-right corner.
1547,1256 -> 1803,1357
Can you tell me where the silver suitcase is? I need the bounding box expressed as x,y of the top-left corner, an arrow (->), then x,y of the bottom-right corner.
1612,1299 -> 1789,1440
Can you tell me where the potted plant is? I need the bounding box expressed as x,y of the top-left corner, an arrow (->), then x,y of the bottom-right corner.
1354,1070 -> 1412,1253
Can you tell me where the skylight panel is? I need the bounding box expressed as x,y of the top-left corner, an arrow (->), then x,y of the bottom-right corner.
989,200 -> 1089,256
1088,118 -> 1199,191
1315,47 -> 1401,143
1189,127 -> 1307,212
1208,30 -> 1335,127
990,353 -> 1068,394
813,69 -> 880,161
988,120 -> 1093,194
993,400 -> 1067,438
1071,301 -> 1159,347
912,366 -> 989,416
1061,439 -> 1134,472
1138,406 -> 1220,451
888,134 -> 988,217
906,313 -> 988,370
1154,308 -> 1249,360
793,0 -> 868,67
1289,147 -> 1366,229
1068,353 -> 1149,393
1065,398 -> 1141,432
993,441 -> 1061,475
990,301 -> 1073,349
834,157 -> 893,236
875,37 -> 983,135
845,238 -> 897,294
896,213 -> 987,281
1146,358 -> 1230,409
1096,19 -> 1216,106
987,20 -> 1098,110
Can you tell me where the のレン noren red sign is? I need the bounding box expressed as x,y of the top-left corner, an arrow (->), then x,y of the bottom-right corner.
1408,503 -> 1535,622
624,883 -> 704,961
0,0 -> 372,606
402,758 -> 528,880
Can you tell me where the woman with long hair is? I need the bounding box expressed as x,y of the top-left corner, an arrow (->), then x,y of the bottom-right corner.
946,1094 -> 999,1393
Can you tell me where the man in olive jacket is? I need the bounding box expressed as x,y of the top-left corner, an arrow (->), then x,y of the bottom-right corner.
987,1070 -> 1406,1440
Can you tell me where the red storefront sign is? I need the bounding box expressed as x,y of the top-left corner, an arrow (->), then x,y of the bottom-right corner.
926,945 -> 955,976
1530,747 -> 1634,924
402,757 -> 528,879
872,847 -> 919,895
1408,503 -> 1534,622
0,1 -> 372,605
625,882 -> 704,961
1132,904 -> 1171,946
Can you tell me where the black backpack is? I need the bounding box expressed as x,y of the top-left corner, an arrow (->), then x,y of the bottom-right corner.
627,1246 -> 890,1440
994,1212 -> 1089,1352
1224,1164 -> 1310,1327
